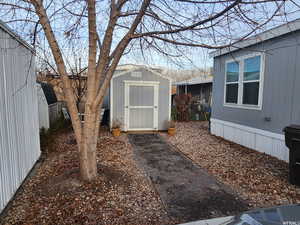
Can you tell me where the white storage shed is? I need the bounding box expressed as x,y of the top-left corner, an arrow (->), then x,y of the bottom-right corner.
110,67 -> 172,131
0,21 -> 40,213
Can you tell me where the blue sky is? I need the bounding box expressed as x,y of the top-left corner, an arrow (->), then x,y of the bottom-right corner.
1,0 -> 300,72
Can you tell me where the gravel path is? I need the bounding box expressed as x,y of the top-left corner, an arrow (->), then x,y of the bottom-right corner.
0,128 -> 172,225
161,122 -> 300,209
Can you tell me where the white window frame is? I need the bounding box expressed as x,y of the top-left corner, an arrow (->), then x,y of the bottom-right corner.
224,52 -> 265,110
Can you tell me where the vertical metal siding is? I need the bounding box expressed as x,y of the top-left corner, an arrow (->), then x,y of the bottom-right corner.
0,29 -> 40,213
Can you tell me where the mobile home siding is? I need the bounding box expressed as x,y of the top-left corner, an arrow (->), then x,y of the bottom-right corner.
211,30 -> 300,161
111,68 -> 170,130
0,28 -> 40,212
212,30 -> 300,134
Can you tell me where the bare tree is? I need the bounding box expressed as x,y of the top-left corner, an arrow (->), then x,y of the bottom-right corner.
0,0 -> 296,181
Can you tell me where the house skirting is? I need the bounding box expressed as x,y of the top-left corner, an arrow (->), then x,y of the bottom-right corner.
210,118 -> 289,162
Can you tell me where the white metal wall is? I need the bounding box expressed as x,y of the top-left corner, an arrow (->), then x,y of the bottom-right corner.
36,83 -> 50,129
0,28 -> 40,213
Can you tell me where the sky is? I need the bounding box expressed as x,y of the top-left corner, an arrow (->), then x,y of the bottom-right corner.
1,0 -> 300,72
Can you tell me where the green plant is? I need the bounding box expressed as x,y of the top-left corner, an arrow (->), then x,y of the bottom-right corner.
171,106 -> 178,121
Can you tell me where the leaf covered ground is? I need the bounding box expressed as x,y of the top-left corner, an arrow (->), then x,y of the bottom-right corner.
0,128 -> 172,225
161,121 -> 300,208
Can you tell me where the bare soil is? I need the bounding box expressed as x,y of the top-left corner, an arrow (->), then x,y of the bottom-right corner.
0,128 -> 172,225
161,121 -> 300,209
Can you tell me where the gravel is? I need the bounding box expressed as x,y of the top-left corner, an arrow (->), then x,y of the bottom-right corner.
161,121 -> 300,209
0,128 -> 173,225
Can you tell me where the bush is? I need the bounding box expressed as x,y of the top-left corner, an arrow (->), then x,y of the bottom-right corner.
171,106 -> 178,121
174,93 -> 192,121
39,127 -> 55,154
50,113 -> 71,132
40,113 -> 71,154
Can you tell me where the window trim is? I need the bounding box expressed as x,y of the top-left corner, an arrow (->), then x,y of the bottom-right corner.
223,52 -> 265,110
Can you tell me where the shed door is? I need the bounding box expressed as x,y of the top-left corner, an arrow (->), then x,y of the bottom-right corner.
124,82 -> 158,131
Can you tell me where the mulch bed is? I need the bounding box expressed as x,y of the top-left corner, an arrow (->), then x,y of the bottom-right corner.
161,121 -> 300,209
0,128 -> 172,225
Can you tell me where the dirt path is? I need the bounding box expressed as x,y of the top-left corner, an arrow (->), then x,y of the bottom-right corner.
128,133 -> 249,223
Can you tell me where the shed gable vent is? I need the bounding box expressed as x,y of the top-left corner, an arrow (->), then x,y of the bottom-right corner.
131,71 -> 142,78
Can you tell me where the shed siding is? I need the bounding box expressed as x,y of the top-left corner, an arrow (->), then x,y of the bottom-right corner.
0,28 -> 40,212
212,30 -> 300,135
111,68 -> 170,130
37,83 -> 50,129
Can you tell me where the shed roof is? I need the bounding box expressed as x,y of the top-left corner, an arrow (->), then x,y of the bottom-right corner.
175,75 -> 213,86
210,18 -> 300,58
38,82 -> 57,105
113,65 -> 173,81
0,20 -> 35,52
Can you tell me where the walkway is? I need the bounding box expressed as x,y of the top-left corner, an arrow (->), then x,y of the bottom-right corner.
128,133 -> 249,222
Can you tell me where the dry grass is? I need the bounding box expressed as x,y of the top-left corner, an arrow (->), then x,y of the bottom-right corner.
161,121 -> 300,208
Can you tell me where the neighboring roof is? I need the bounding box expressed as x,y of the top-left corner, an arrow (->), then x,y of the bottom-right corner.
38,82 -> 57,105
210,18 -> 300,58
175,75 -> 213,86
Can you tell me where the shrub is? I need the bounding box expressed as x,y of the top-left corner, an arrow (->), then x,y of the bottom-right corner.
174,93 -> 192,121
171,106 -> 178,121
166,120 -> 176,129
111,119 -> 122,129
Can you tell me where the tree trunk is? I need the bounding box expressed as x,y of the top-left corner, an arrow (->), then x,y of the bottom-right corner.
79,137 -> 98,181
79,102 -> 99,181
29,0 -> 151,182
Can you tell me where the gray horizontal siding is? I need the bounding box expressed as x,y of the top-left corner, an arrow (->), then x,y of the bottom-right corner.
0,28 -> 40,213
212,30 -> 300,134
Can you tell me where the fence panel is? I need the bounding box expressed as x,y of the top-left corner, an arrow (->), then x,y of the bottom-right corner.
48,102 -> 63,125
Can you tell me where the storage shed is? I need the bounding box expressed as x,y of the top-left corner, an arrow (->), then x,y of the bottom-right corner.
0,21 -> 40,213
110,67 -> 172,131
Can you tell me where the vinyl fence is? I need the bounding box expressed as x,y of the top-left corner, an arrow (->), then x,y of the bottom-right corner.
49,102 -> 63,125
0,25 -> 40,213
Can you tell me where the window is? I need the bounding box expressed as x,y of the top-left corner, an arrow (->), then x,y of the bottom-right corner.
225,61 -> 239,104
224,54 -> 263,109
